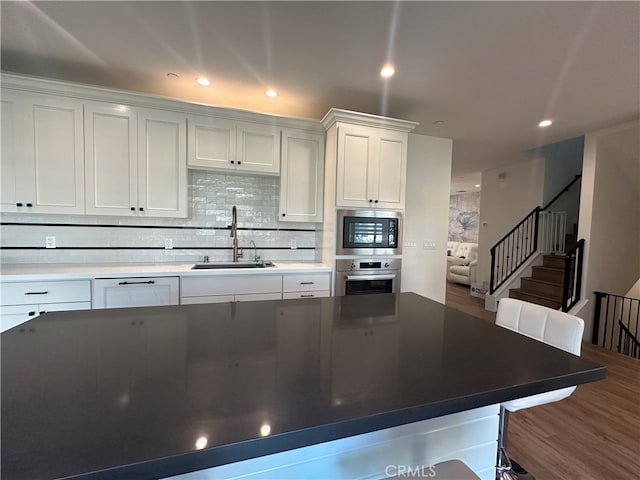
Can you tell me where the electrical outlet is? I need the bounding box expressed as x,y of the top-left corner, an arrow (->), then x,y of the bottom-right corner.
404,240 -> 417,248
290,239 -> 297,250
45,236 -> 56,249
164,238 -> 173,250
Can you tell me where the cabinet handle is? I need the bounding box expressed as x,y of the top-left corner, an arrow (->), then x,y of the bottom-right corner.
368,199 -> 373,203
118,280 -> 155,285
300,282 -> 314,285
282,213 -> 286,217
237,161 -> 241,165
139,207 -> 144,212
374,200 -> 379,203
300,294 -> 314,298
130,207 -> 135,211
230,160 -> 235,164
16,202 -> 23,207
24,291 -> 49,295
26,203 -> 33,207
28,311 -> 36,316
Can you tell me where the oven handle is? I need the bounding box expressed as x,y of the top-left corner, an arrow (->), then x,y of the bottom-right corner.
345,274 -> 396,281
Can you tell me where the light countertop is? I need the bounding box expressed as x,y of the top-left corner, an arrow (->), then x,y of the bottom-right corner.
0,261 -> 332,282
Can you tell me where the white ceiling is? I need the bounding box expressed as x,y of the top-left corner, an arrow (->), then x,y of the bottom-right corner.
2,1 -> 638,193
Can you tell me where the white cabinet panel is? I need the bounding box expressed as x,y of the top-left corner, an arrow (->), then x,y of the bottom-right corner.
335,125 -> 408,210
236,122 -> 280,175
92,277 -> 179,309
1,90 -> 84,214
234,292 -> 282,302
282,291 -> 329,299
279,129 -> 324,222
187,114 -> 236,170
181,275 -> 282,298
0,280 -> 91,305
84,102 -> 137,215
138,109 -> 187,218
187,116 -> 280,175
282,273 -> 331,293
181,295 -> 236,305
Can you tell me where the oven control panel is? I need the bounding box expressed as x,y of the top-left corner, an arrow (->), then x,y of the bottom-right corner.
336,258 -> 402,271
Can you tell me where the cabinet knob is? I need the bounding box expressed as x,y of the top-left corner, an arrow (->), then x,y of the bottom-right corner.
130,207 -> 135,211
230,160 -> 235,164
368,199 -> 373,203
282,213 -> 286,217
16,202 -> 23,207
237,161 -> 241,165
374,200 -> 379,203
139,207 -> 144,212
26,203 -> 33,207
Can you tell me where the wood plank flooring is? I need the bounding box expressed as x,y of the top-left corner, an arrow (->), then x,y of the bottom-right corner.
445,281 -> 640,480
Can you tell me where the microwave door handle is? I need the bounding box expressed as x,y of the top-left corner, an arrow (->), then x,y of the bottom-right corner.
345,274 -> 396,281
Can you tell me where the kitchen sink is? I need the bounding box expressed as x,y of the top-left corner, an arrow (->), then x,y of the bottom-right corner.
191,261 -> 275,270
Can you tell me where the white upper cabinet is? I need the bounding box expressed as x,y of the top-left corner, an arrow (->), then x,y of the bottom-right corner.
1,90 -> 84,214
85,102 -> 138,216
137,109 -> 187,218
187,115 -> 281,175
85,102 -> 187,218
323,109 -> 417,210
279,129 -> 325,223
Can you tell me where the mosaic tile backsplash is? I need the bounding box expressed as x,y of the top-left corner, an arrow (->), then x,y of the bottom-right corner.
0,171 -> 317,264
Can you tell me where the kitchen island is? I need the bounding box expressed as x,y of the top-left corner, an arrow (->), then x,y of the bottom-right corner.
1,293 -> 605,480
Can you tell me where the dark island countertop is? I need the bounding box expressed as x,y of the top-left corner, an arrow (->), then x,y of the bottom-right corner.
1,292 -> 605,480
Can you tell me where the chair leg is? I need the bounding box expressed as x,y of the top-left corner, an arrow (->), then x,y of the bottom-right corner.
495,406 -> 536,480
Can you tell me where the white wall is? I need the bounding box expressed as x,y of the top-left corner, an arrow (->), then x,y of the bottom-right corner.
401,133 -> 453,303
476,158 -> 545,288
577,120 -> 640,339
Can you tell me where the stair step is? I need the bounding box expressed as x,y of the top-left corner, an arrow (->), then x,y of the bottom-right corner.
532,266 -> 566,283
509,289 -> 562,310
520,277 -> 563,300
543,255 -> 566,269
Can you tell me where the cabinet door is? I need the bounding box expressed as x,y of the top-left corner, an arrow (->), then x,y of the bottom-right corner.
280,129 -> 324,222
92,277 -> 179,309
0,91 -> 32,212
85,102 -> 137,216
187,114 -> 236,170
374,129 -> 407,209
336,125 -> 375,207
236,122 -> 281,175
23,94 -> 85,214
0,304 -> 40,332
138,109 -> 187,218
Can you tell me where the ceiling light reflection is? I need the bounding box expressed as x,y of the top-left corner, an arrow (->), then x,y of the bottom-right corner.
265,89 -> 278,97
538,119 -> 553,127
195,436 -> 208,450
196,77 -> 210,86
380,65 -> 395,78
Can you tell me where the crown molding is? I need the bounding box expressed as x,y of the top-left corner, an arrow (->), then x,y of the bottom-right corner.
321,108 -> 418,132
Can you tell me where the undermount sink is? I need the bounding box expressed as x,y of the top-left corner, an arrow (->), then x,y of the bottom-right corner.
191,261 -> 275,270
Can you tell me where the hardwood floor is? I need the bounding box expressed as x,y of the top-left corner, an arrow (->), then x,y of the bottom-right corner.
445,281 -> 640,480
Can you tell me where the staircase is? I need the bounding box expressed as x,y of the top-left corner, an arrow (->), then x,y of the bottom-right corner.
508,227 -> 577,310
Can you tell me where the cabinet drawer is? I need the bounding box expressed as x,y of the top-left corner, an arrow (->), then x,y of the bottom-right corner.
0,280 -> 91,306
181,295 -> 235,305
93,277 -> 179,309
181,275 -> 282,297
0,301 -> 91,332
282,273 -> 330,292
282,290 -> 330,300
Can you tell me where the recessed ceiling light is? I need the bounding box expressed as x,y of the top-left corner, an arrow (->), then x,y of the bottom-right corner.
265,89 -> 278,97
475,184 -> 481,188
538,119 -> 553,127
380,65 -> 395,78
196,77 -> 210,86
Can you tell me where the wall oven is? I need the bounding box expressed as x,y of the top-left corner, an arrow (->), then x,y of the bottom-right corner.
336,209 -> 403,256
335,258 -> 401,296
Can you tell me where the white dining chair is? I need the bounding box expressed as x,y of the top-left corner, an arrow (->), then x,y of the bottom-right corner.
495,298 -> 584,480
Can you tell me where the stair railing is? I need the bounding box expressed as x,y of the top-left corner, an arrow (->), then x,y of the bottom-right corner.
592,291 -> 640,359
539,211 -> 567,254
561,238 -> 584,312
489,175 -> 582,295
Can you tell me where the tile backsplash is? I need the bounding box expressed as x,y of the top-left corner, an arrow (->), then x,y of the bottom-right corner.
0,171 -> 317,264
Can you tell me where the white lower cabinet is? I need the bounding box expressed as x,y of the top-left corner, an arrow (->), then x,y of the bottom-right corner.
0,280 -> 91,332
92,277 -> 179,309
180,275 -> 283,304
282,273 -> 330,299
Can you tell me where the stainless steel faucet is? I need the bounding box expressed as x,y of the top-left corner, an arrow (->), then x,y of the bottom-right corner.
230,206 -> 242,262
248,239 -> 259,263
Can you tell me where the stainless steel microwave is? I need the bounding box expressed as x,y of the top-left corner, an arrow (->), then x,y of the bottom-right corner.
336,209 -> 403,255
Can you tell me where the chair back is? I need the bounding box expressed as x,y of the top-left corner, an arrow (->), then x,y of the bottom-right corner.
496,298 -> 583,355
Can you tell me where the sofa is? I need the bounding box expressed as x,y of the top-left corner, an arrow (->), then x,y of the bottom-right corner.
447,242 -> 478,285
